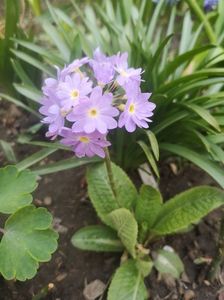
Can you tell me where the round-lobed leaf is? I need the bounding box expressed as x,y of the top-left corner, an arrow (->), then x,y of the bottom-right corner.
0,205 -> 58,281
108,259 -> 148,300
71,225 -> 124,252
0,166 -> 37,214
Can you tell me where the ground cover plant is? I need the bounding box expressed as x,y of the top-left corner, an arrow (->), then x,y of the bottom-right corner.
0,0 -> 224,299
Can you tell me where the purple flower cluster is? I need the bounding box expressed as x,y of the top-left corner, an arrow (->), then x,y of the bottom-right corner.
40,49 -> 155,158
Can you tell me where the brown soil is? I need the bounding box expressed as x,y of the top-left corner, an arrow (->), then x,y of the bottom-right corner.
0,103 -> 223,300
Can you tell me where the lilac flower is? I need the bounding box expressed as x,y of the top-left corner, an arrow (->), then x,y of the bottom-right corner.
42,67 -> 63,96
60,57 -> 89,78
115,52 -> 142,88
56,73 -> 92,110
118,91 -> 156,132
204,0 -> 218,11
39,95 -> 67,139
89,48 -> 116,85
39,51 -> 156,157
67,86 -> 119,134
60,128 -> 110,158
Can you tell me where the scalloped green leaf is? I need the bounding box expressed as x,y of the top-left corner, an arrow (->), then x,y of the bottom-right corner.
151,186 -> 224,235
0,205 -> 58,281
71,225 -> 124,252
0,166 -> 37,214
87,162 -> 137,225
108,260 -> 148,300
107,208 -> 138,258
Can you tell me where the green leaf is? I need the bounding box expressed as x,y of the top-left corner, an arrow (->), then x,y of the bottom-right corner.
33,156 -> 100,176
183,103 -> 220,132
162,45 -> 214,77
11,49 -> 55,76
41,19 -> 70,62
0,140 -> 17,163
12,39 -> 64,65
108,260 -> 148,300
13,84 -> 42,103
135,185 -> 163,231
87,162 -> 137,224
154,248 -> 184,279
0,166 -> 37,214
136,258 -> 154,277
0,93 -> 40,118
71,225 -> 124,252
0,0 -> 19,82
107,208 -> 138,258
11,59 -> 35,86
145,131 -> 159,161
0,205 -> 58,281
151,186 -> 224,235
16,148 -> 57,171
138,141 -> 160,178
160,143 -> 224,188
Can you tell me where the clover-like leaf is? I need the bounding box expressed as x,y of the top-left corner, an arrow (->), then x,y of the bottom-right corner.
0,166 -> 37,214
0,205 -> 58,281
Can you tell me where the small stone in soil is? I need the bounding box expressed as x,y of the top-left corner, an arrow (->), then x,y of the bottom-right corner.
181,272 -> 191,283
56,272 -> 67,282
218,288 -> 224,300
184,290 -> 195,300
169,162 -> 178,175
53,217 -> 68,234
44,196 -> 52,206
83,279 -> 106,300
34,198 -> 43,206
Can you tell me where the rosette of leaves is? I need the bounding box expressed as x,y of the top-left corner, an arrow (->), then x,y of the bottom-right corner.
71,162 -> 224,299
0,165 -> 58,281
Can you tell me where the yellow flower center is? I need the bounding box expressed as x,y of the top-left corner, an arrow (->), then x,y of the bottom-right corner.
79,136 -> 90,143
88,108 -> 98,118
60,109 -> 68,117
128,103 -> 135,114
120,69 -> 128,77
70,89 -> 80,100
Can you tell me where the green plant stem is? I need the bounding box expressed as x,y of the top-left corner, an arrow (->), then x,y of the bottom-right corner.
27,0 -> 42,16
186,0 -> 217,44
104,148 -> 117,198
32,283 -> 54,300
208,216 -> 224,281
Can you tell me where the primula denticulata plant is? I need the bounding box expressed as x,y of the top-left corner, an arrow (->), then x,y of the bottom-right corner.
37,51 -> 224,299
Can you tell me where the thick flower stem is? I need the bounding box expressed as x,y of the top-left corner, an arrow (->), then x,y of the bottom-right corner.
186,0 -> 217,44
104,147 -> 117,199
